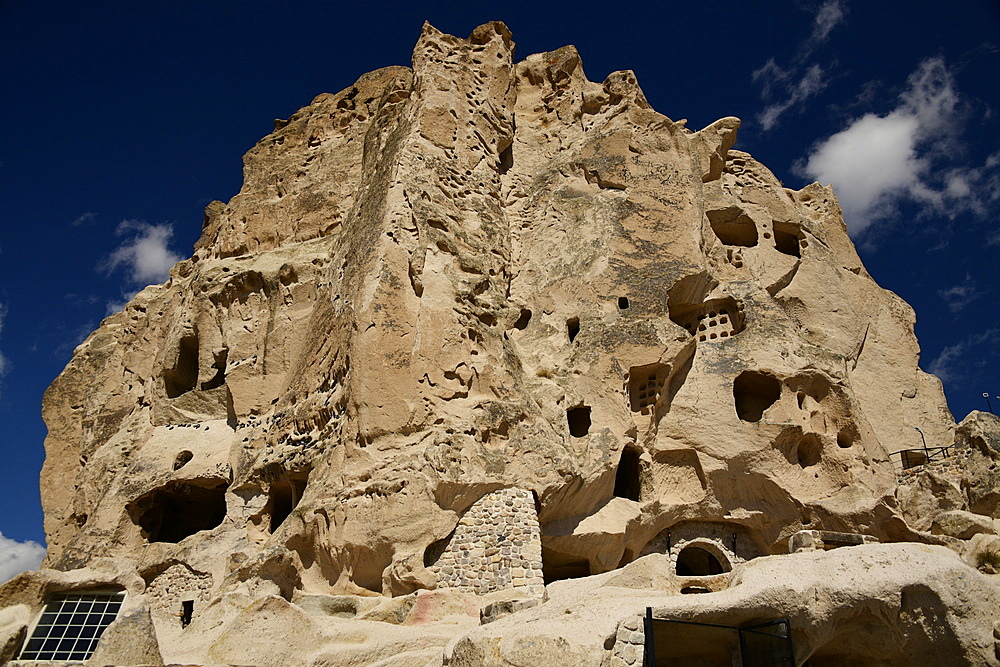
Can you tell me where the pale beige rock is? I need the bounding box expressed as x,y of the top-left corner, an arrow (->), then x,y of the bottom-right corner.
958,412 -> 1000,517
448,544 -> 1000,667
1,20 -> 996,667
932,509 -> 997,539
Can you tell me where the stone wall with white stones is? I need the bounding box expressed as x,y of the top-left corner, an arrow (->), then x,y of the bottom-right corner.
145,563 -> 212,612
428,487 -> 544,596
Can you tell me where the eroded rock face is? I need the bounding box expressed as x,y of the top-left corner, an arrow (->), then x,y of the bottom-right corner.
4,20 -> 997,667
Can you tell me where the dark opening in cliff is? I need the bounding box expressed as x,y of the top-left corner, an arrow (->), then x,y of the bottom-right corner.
614,446 -> 641,501
733,371 -> 781,422
269,476 -> 308,533
675,546 -> 726,576
541,546 -> 591,584
200,348 -> 228,390
164,334 -> 199,398
423,531 -> 454,568
129,480 -> 229,543
567,406 -> 591,437
707,207 -> 758,247
773,222 -> 805,257
567,317 -> 580,342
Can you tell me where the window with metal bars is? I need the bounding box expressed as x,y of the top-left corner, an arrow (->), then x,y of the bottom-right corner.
19,590 -> 125,661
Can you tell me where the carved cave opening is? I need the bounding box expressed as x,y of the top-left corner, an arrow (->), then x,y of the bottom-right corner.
733,371 -> 781,422
796,434 -> 822,468
498,142 -> 513,175
423,531 -> 454,568
668,279 -> 745,343
173,450 -> 194,470
513,308 -> 532,330
837,424 -> 858,449
567,316 -> 580,342
567,406 -> 591,437
618,296 -> 630,310
200,348 -> 228,390
773,222 -> 805,257
164,334 -> 200,398
541,546 -> 591,584
129,480 -> 229,543
268,475 -> 309,533
675,546 -> 726,576
707,207 -> 758,247
614,446 -> 641,502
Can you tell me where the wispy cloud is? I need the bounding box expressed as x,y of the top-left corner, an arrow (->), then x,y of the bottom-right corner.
755,63 -> 828,132
810,0 -> 846,43
928,328 -> 1000,387
100,220 -> 182,286
753,0 -> 846,130
0,531 -> 46,584
71,212 -> 97,227
937,274 -> 981,314
798,57 -> 999,236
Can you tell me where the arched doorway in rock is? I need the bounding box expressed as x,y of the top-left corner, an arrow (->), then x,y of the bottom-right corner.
675,544 -> 729,576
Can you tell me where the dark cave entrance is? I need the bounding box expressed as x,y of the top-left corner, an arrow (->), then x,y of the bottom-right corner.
129,480 -> 229,543
614,446 -> 641,502
675,546 -> 726,576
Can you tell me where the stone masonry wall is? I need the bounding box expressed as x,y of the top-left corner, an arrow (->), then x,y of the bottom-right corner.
428,488 -> 544,595
145,564 -> 212,612
896,447 -> 971,487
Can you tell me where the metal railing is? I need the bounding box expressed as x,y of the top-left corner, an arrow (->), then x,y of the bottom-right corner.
890,445 -> 955,472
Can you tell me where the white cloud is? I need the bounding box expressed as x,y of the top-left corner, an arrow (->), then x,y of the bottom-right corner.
928,328 -> 1000,386
799,57 -> 997,235
752,0 -> 845,130
101,220 -> 182,286
937,274 -> 981,313
0,532 -> 46,584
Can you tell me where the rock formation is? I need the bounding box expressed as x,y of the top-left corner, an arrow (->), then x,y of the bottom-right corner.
2,21 -> 999,666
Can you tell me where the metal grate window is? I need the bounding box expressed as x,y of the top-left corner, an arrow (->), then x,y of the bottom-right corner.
19,590 -> 125,661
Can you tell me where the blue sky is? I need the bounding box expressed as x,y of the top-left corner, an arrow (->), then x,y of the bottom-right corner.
0,1 -> 997,578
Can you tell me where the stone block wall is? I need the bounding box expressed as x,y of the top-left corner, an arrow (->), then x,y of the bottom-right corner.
610,614 -> 645,667
896,447 -> 971,487
428,487 -> 544,596
145,564 -> 212,612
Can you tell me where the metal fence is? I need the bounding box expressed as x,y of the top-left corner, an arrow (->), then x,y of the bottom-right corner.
890,445 -> 954,472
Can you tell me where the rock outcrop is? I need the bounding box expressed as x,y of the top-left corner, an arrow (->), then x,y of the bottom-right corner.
3,21 -> 999,667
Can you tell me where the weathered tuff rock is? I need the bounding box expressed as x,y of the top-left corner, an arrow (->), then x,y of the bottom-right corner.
3,21 -> 1000,666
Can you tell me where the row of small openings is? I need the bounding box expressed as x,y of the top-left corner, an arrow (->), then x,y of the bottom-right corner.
683,309 -> 736,343
511,298 -> 630,339
628,363 -> 667,414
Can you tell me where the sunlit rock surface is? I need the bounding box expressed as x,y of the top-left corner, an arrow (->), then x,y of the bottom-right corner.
3,21 -> 998,667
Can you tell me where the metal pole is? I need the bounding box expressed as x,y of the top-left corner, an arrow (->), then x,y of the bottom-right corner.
985,393 -> 995,415
644,607 -> 656,667
913,427 -> 929,459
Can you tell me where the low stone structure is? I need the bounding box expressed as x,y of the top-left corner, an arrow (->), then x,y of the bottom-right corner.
427,488 -> 544,596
